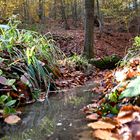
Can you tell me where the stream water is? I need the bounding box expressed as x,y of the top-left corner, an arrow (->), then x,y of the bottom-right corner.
0,82 -> 96,140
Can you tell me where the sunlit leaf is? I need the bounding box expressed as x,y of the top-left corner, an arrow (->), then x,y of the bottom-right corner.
6,79 -> 16,86
109,91 -> 118,102
119,76 -> 140,99
0,95 -> 8,102
5,100 -> 16,107
88,120 -> 116,130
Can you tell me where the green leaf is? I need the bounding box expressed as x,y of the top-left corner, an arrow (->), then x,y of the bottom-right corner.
0,77 -> 16,86
5,100 -> 16,107
6,79 -> 16,86
109,90 -> 118,102
3,107 -> 11,114
119,76 -> 140,99
3,107 -> 16,115
12,85 -> 17,91
0,95 -> 8,102
110,106 -> 119,114
0,69 -> 3,75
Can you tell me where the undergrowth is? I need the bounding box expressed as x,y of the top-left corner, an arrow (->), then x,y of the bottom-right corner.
0,15 -> 64,115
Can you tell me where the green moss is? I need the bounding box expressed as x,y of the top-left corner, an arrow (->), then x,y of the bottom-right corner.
90,55 -> 121,69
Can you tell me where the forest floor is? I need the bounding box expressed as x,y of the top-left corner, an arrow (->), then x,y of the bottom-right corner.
43,26 -> 137,139
1,22 -> 138,139
47,27 -> 134,58
47,26 -> 135,90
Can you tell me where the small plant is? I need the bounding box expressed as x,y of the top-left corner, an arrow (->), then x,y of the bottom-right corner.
133,36 -> 140,48
122,36 -> 140,64
0,95 -> 16,115
68,54 -> 89,70
0,16 -> 64,116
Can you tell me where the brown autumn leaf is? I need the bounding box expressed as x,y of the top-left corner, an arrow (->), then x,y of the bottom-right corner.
126,70 -> 136,79
4,115 -> 21,124
88,120 -> 116,130
93,129 -> 120,140
117,113 -> 133,124
117,105 -> 140,124
118,105 -> 140,118
102,117 -> 119,126
86,113 -> 99,121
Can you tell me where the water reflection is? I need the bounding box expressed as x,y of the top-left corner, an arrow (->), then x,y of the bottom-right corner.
1,82 -> 96,140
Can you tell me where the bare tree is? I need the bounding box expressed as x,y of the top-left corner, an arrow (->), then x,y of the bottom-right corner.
83,0 -> 94,58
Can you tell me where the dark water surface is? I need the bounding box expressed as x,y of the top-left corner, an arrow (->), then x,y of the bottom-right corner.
1,82 -> 96,140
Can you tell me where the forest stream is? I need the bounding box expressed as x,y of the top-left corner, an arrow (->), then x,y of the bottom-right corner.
0,82 -> 97,140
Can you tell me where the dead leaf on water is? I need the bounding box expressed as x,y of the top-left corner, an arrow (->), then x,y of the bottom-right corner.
4,115 -> 21,124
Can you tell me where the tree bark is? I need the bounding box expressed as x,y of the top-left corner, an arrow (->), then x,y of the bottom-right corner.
72,0 -> 78,27
38,0 -> 45,23
60,0 -> 70,30
83,0 -> 94,59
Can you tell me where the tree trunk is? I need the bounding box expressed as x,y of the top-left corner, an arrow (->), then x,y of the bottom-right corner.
53,0 -> 57,19
72,0 -> 78,27
83,0 -> 94,59
23,0 -> 30,23
38,0 -> 45,23
96,0 -> 103,34
60,0 -> 70,30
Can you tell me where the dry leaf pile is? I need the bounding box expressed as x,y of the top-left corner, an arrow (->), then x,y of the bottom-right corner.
50,29 -> 132,58
88,105 -> 140,140
55,61 -> 93,89
83,57 -> 140,140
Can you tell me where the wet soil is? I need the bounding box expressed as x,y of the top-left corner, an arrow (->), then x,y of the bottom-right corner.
1,82 -> 96,140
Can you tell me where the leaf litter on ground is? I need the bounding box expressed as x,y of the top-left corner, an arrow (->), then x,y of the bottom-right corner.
83,57 -> 140,140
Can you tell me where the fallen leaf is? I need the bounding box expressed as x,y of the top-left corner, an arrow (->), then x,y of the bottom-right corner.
93,129 -> 120,140
117,105 -> 140,124
86,113 -> 99,121
88,120 -> 116,130
126,70 -> 136,79
117,113 -> 133,124
118,105 -> 140,118
4,115 -> 21,124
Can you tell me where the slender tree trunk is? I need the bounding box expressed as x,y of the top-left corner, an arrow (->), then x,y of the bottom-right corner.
53,0 -> 57,19
73,0 -> 78,27
83,0 -> 94,59
96,0 -> 103,34
60,0 -> 70,30
38,0 -> 45,23
23,0 -> 30,23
